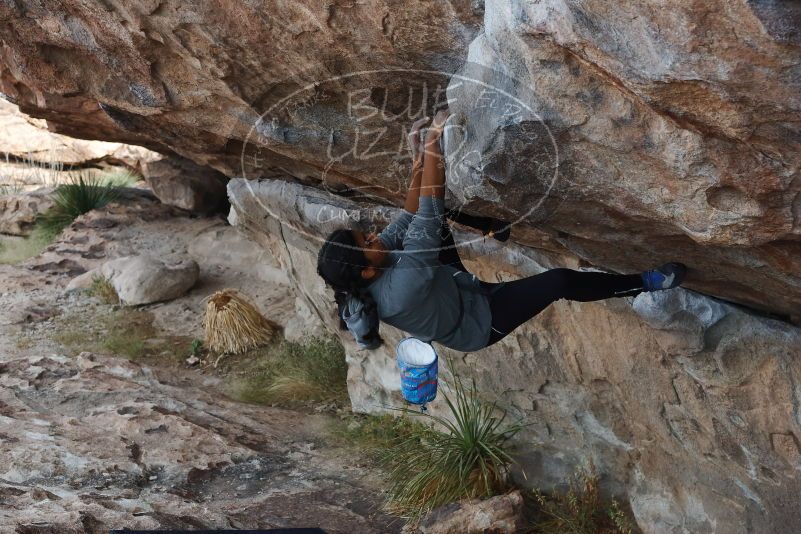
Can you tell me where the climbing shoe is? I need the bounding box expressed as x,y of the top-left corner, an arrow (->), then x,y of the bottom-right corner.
641,262 -> 687,291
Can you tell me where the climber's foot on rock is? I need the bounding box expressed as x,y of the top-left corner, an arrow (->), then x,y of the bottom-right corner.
641,262 -> 686,291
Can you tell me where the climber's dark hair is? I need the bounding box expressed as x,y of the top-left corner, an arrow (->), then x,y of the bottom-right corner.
316,229 -> 370,292
317,229 -> 382,345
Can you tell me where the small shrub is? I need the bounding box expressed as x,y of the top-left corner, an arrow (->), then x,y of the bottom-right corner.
86,275 -> 119,304
228,336 -> 348,407
382,377 -> 524,518
38,172 -> 121,236
104,331 -> 146,359
529,465 -> 636,534
190,338 -> 203,356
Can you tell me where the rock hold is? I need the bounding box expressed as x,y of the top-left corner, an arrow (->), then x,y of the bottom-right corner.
229,176 -> 801,534
408,491 -> 524,534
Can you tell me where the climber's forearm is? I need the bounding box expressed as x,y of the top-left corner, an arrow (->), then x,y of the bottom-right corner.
420,136 -> 445,199
404,154 -> 424,213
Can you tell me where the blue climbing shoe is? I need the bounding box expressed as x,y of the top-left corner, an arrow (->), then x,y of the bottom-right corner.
641,262 -> 687,291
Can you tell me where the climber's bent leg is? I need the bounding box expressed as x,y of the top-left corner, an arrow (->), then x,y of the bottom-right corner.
484,268 -> 643,346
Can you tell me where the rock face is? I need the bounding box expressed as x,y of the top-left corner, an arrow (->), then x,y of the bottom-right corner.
0,350 -> 399,533
143,155 -> 228,214
100,254 -> 199,305
2,1 -> 801,531
0,98 -> 159,189
229,177 -> 801,534
0,187 -> 53,235
1,0 -> 799,320
412,491 -> 524,534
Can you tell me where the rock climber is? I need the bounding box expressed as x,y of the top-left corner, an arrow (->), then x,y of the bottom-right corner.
316,110 -> 687,351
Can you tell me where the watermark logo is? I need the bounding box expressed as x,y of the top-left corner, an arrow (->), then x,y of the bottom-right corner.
239,62 -> 560,269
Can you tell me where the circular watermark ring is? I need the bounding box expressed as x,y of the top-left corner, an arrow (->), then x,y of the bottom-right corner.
239,65 -> 560,260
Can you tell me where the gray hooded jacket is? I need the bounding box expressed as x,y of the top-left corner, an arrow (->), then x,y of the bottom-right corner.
368,196 -> 492,352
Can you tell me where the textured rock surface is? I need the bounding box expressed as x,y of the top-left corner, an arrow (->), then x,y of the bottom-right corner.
100,254 -> 199,305
0,98 -> 159,189
1,0 -> 798,320
0,187 -> 53,235
445,0 -> 801,320
411,491 -> 524,534
230,177 -> 801,534
0,350 -> 397,533
3,1 -> 801,531
143,155 -> 228,214
0,195 -> 393,533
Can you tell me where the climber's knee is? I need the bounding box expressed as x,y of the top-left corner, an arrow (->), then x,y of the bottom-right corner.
542,268 -> 573,298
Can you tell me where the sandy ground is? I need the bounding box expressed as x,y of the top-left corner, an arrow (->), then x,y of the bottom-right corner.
0,190 -> 400,533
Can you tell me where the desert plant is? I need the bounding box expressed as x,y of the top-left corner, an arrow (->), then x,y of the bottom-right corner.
38,172 -> 121,235
86,275 -> 119,304
229,336 -> 348,406
0,180 -> 23,196
529,465 -> 635,534
190,338 -> 203,357
382,377 -> 524,518
53,307 -> 193,363
203,289 -> 276,357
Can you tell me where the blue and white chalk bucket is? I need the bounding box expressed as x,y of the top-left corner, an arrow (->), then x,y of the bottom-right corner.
396,338 -> 438,411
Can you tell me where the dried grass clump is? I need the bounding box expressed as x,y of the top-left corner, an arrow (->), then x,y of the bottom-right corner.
203,289 -> 275,355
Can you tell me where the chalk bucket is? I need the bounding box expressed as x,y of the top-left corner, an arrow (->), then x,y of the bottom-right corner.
396,338 -> 438,406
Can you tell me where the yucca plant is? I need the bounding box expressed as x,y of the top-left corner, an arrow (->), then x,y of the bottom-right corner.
38,172 -> 121,236
382,376 -> 524,518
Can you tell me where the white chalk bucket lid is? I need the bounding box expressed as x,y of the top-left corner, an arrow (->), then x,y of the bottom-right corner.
396,338 -> 437,367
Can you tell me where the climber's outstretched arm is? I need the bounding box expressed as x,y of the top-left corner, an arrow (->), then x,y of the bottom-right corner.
403,116 -> 429,213
420,109 -> 449,200
404,155 -> 423,213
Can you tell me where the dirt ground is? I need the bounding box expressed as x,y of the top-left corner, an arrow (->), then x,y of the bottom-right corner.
0,191 -> 401,533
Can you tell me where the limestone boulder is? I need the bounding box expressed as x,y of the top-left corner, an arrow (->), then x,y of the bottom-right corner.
409,491 -> 524,534
143,155 -> 228,214
1,0 -> 798,321
100,254 -> 199,305
229,177 -> 801,534
0,188 -> 54,235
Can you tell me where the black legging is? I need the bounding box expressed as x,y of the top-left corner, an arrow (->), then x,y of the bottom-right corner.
436,217 -> 643,347
482,269 -> 643,346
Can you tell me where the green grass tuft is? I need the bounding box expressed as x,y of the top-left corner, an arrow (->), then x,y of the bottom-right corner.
381,376 -> 524,518
227,336 -> 348,407
86,275 -> 119,304
333,413 -> 424,456
0,223 -> 58,264
52,307 -> 192,364
529,465 -> 637,534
